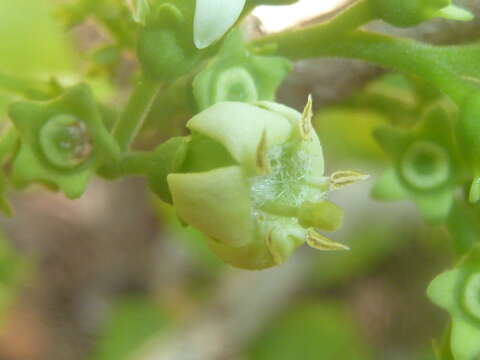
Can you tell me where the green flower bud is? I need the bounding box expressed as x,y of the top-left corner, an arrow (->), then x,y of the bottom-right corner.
370,0 -> 473,27
428,248 -> 480,360
372,102 -> 463,223
137,0 -> 201,81
193,30 -> 292,110
8,84 -> 120,199
160,99 -> 365,269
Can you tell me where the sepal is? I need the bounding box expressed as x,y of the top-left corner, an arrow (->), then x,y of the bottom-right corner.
148,136 -> 189,204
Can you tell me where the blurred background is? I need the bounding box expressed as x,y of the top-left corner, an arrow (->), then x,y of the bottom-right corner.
1,0 -> 477,359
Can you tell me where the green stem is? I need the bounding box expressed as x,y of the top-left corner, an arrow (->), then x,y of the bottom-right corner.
0,126 -> 19,162
98,151 -> 155,179
319,0 -> 374,33
0,72 -> 53,100
252,29 -> 475,104
113,77 -> 162,151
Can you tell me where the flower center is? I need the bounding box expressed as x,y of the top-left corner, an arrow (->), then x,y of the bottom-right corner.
40,114 -> 93,169
401,140 -> 450,190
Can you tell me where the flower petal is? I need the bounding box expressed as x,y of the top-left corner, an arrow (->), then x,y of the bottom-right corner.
168,165 -> 253,247
187,102 -> 292,172
427,269 -> 461,310
194,0 -> 246,49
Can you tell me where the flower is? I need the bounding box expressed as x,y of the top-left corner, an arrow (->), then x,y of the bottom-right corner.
193,30 -> 292,110
156,99 -> 366,269
372,102 -> 464,223
428,249 -> 480,360
8,84 -> 119,199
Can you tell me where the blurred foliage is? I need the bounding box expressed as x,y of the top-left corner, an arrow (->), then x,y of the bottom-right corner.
90,296 -> 171,360
248,301 -> 372,360
0,0 -> 72,76
0,231 -> 28,321
154,199 -> 224,271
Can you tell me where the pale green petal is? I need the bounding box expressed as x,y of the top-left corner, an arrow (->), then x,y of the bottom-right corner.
168,165 -> 253,247
371,167 -> 408,200
451,319 -> 480,360
194,0 -> 246,49
255,101 -> 302,128
256,101 -> 325,175
435,4 -> 474,22
427,269 -> 461,309
187,102 -> 292,171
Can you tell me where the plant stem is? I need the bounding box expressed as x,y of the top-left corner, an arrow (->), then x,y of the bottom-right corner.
320,0 -> 374,33
0,126 -> 18,162
252,30 -> 475,104
99,151 -> 156,179
0,72 -> 53,100
113,77 -> 162,151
